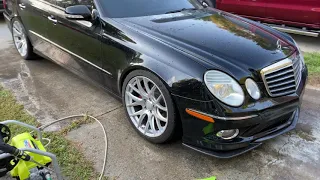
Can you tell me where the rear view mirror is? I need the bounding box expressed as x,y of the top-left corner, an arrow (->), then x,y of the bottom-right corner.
65,5 -> 92,20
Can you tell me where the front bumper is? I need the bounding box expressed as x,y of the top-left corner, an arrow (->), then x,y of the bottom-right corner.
173,66 -> 307,158
182,109 -> 299,158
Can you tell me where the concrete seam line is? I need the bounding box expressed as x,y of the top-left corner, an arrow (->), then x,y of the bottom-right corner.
95,105 -> 123,118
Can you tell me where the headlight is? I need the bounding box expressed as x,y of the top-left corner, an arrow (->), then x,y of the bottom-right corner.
204,70 -> 244,107
245,78 -> 261,100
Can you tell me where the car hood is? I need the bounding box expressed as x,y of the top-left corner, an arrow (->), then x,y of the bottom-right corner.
117,9 -> 296,79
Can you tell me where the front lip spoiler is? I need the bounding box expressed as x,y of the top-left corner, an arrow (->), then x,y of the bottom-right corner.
183,109 -> 299,158
182,143 -> 262,159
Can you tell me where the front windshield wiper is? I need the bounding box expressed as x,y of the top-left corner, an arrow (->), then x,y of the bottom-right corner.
165,8 -> 197,14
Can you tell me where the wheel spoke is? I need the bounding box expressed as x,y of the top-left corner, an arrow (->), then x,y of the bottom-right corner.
126,100 -> 144,107
128,84 -> 141,95
22,44 -> 27,54
143,77 -> 151,94
150,115 -> 156,134
136,77 -> 148,98
126,91 -> 143,102
22,41 -> 27,51
137,113 -> 146,128
14,39 -> 20,46
144,120 -> 150,135
130,109 -> 145,117
155,117 -> 162,131
156,103 -> 167,112
155,94 -> 162,104
17,41 -> 23,49
13,27 -> 22,36
149,85 -> 157,100
150,85 -> 156,93
154,109 -> 167,122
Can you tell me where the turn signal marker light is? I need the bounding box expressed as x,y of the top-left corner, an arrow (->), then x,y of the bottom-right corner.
186,109 -> 215,123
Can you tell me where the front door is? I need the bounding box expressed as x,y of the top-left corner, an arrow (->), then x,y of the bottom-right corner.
44,0 -> 106,85
17,0 -> 52,49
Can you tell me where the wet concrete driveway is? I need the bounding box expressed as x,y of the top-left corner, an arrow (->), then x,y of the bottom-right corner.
1,17 -> 320,180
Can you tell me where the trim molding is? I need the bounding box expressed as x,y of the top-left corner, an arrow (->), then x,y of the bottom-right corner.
186,108 -> 258,121
3,13 -> 10,21
29,30 -> 111,75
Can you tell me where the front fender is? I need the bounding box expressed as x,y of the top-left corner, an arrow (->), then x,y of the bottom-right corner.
118,54 -> 211,101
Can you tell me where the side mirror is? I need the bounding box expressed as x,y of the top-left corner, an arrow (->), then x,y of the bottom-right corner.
65,5 -> 92,20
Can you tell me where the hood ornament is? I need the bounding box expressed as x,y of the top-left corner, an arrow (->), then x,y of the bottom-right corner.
276,39 -> 282,52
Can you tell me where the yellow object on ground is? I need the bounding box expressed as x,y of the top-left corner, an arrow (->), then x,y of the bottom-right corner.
200,176 -> 217,180
10,132 -> 52,180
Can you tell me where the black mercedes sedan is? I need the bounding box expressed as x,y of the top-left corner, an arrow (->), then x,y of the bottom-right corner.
3,0 -> 307,158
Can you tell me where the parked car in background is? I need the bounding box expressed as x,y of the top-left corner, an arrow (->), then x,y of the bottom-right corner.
3,0 -> 307,158
199,0 -> 320,37
0,0 -> 4,13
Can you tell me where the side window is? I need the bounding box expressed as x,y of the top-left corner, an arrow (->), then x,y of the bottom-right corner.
55,0 -> 93,9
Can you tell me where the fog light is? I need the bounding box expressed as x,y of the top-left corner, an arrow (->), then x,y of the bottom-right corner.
245,78 -> 261,100
216,129 -> 239,140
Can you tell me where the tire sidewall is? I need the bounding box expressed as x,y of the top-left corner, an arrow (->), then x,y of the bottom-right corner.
11,18 -> 33,60
122,70 -> 176,144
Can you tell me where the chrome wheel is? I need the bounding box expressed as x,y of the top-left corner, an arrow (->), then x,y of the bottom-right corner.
12,21 -> 28,57
125,76 -> 168,138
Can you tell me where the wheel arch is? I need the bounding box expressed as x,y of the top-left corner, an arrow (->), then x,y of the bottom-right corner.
118,62 -> 185,139
118,57 -> 182,96
119,65 -> 150,95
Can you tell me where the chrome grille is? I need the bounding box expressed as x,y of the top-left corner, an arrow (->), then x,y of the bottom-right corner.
292,54 -> 302,87
261,54 -> 302,97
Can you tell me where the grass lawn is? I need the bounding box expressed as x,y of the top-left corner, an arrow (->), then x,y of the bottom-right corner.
304,52 -> 320,86
0,86 -> 98,180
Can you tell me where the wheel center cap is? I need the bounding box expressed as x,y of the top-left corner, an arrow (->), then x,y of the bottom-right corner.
146,100 -> 153,110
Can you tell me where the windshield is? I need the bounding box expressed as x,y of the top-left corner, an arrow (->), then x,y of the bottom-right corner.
98,0 -> 200,18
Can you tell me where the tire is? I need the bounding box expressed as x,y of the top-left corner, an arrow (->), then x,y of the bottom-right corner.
11,18 -> 35,60
122,70 -> 176,143
201,0 -> 215,8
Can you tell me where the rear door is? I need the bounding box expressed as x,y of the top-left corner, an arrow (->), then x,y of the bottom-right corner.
216,0 -> 267,18
17,0 -> 52,47
265,0 -> 320,28
45,0 -> 106,85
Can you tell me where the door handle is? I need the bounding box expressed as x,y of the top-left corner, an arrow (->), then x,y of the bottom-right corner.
48,16 -> 57,24
19,3 -> 26,9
